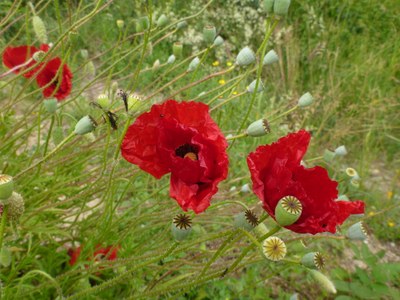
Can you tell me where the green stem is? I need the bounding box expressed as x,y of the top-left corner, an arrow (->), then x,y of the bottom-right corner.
0,206 -> 8,251
226,132 -> 248,140
269,106 -> 298,123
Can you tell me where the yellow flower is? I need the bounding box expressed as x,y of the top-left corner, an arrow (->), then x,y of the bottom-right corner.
226,61 -> 233,67
233,91 -> 238,95
212,61 -> 220,66
388,221 -> 395,227
387,191 -> 393,199
218,79 -> 226,85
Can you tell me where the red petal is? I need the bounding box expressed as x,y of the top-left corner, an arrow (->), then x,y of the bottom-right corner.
2,45 -> 40,78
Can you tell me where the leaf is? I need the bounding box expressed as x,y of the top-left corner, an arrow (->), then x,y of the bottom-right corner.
0,247 -> 12,267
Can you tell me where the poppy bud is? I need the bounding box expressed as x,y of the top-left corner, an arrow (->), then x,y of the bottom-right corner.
246,119 -> 271,137
203,25 -> 217,44
298,92 -> 314,107
115,20 -> 123,30
337,194 -> 349,201
187,57 -> 200,72
274,0 -> 291,16
309,270 -> 337,294
289,293 -> 299,300
213,36 -> 224,47
74,116 -> 97,135
43,99 -> 58,114
173,42 -> 183,58
171,214 -> 192,242
127,94 -> 142,111
301,252 -> 325,270
234,209 -> 258,231
241,183 -> 251,193
52,126 -> 64,145
153,59 -> 161,69
32,15 -> 48,44
0,174 -> 13,201
32,50 -> 46,62
323,149 -> 335,162
97,94 -> 109,108
262,236 -> 287,261
138,16 -> 149,30
156,14 -> 168,27
247,80 -> 264,93
264,0 -> 274,13
167,54 -> 176,64
334,145 -> 347,156
177,21 -> 187,30
275,196 -> 302,226
0,247 -> 11,267
80,49 -> 89,59
347,222 -> 367,241
236,46 -> 256,66
263,50 -> 279,65
7,192 -> 25,221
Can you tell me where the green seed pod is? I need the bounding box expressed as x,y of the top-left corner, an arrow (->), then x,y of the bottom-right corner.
275,196 -> 302,226
32,15 -> 48,44
97,94 -> 109,108
337,194 -> 349,201
7,192 -> 25,221
298,92 -> 314,107
171,214 -> 192,242
0,247 -> 11,267
274,0 -> 291,16
32,50 -> 46,62
301,252 -> 325,270
52,126 -> 64,145
247,79 -> 264,93
116,19 -> 124,29
167,54 -> 176,64
309,270 -> 337,294
323,149 -> 335,162
203,25 -> 217,44
264,0 -> 274,13
187,57 -> 200,72
171,223 -> 192,242
173,42 -> 183,58
234,209 -> 258,231
246,119 -> 271,137
43,99 -> 58,114
263,49 -> 279,65
156,14 -> 168,27
236,46 -> 256,66
177,21 -> 187,30
347,222 -> 367,241
0,174 -> 13,201
74,116 -> 97,135
262,236 -> 287,261
334,145 -> 347,156
213,36 -> 224,47
127,94 -> 143,111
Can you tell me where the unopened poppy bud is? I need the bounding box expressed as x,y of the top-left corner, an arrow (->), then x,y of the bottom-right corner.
43,99 -> 58,114
0,174 -> 13,201
0,247 -> 11,267
177,21 -> 187,29
173,42 -> 183,58
234,209 -> 258,231
345,167 -> 360,180
139,16 -> 149,30
97,94 -> 109,108
32,50 -> 46,62
274,0 -> 291,16
247,80 -> 264,93
203,25 -> 217,44
263,50 -> 279,65
127,95 -> 142,111
74,116 -> 97,135
213,36 -> 224,47
116,19 -> 124,29
153,59 -> 161,69
171,214 -> 192,242
334,145 -> 347,156
337,194 -> 349,201
323,149 -> 335,162
298,92 -> 314,107
7,192 -> 25,221
262,236 -> 287,261
301,252 -> 325,270
309,270 -> 336,294
289,293 -> 299,300
264,0 -> 274,13
156,14 -> 168,27
241,183 -> 250,193
246,119 -> 271,137
187,57 -> 200,72
346,222 -> 367,241
275,196 -> 302,226
80,49 -> 89,59
167,55 -> 176,64
32,15 -> 48,44
236,46 -> 256,66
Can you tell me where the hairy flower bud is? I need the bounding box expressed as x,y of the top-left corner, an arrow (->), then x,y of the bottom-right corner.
236,46 -> 256,66
7,192 -> 25,221
32,15 -> 48,44
246,119 -> 271,137
263,50 -> 279,65
74,116 -> 97,135
203,25 -> 217,44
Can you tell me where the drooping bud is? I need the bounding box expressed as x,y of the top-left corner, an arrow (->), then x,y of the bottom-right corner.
262,236 -> 287,261
309,270 -> 337,294
127,94 -> 143,111
156,14 -> 168,27
0,246 -> 11,267
236,46 -> 256,66
97,94 -> 109,108
247,80 -> 264,93
234,209 -> 258,231
0,174 -> 13,201
32,50 -> 46,62
116,19 -> 124,29
84,61 -> 96,78
346,222 -> 367,241
7,192 -> 25,221
240,183 -> 251,193
167,55 -> 176,64
74,116 -> 97,135
246,119 -> 271,137
43,99 -> 58,114
334,145 -> 347,156
263,49 -> 279,65
298,92 -> 314,107
323,149 -> 335,162
153,59 -> 161,69
275,196 -> 302,226
274,0 -> 291,16
32,15 -> 48,44
80,49 -> 89,60
301,252 -> 325,270
187,57 -> 200,72
173,42 -> 183,58
171,214 -> 192,242
177,21 -> 187,30
213,36 -> 224,47
203,25 -> 217,44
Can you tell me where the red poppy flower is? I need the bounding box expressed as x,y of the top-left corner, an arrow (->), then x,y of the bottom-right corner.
121,100 -> 229,213
247,130 -> 365,234
68,245 -> 119,266
36,57 -> 73,100
2,45 -> 40,78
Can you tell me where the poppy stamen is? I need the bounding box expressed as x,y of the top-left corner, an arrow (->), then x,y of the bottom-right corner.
175,144 -> 198,161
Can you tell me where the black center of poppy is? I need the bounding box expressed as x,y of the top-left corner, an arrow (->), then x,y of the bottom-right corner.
175,143 -> 198,160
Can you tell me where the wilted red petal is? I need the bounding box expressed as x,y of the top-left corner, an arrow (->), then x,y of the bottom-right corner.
2,45 -> 41,78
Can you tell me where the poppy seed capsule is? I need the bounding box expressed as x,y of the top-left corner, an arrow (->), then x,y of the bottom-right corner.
345,167 -> 360,180
74,116 -> 97,135
177,20 -> 187,30
173,42 -> 183,58
262,236 -> 287,261
213,36 -> 224,47
236,47 -> 256,66
32,15 -> 48,44
274,0 -> 291,16
264,0 -> 274,12
171,222 -> 192,242
203,25 -> 217,44
347,222 -> 367,241
167,54 -> 176,64
187,57 -> 200,72
7,192 -> 25,221
246,119 -> 271,137
43,99 -> 58,114
298,92 -> 314,107
275,196 -> 302,226
263,50 -> 279,65
234,212 -> 254,231
301,252 -> 325,270
156,14 -> 168,27
0,174 -> 14,201
310,270 -> 337,294
247,80 -> 264,93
